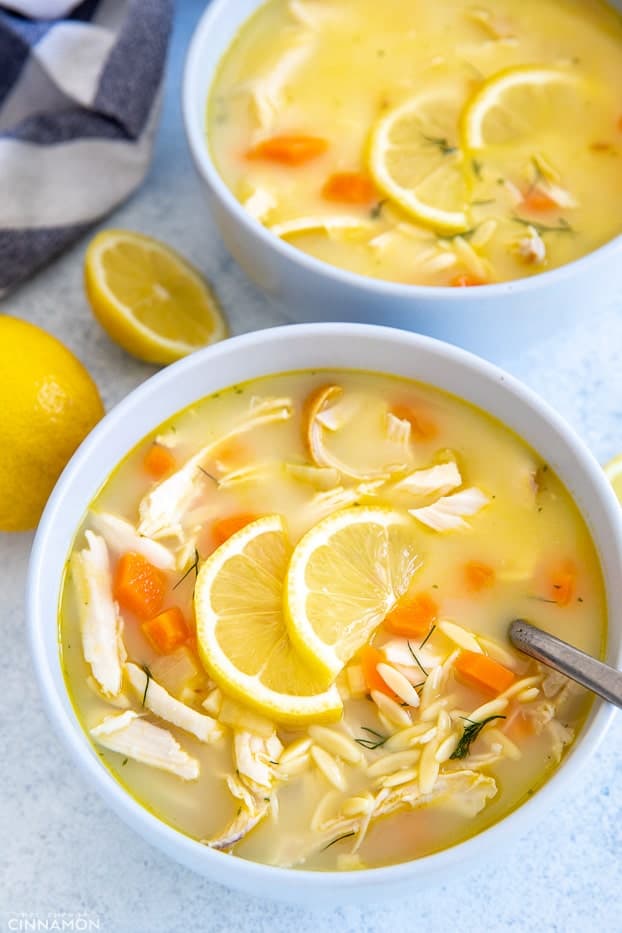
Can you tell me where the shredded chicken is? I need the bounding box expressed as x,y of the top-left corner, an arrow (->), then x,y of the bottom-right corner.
392,461 -> 462,498
137,397 -> 293,540
71,531 -> 125,697
125,663 -> 222,743
89,511 -> 175,570
409,486 -> 490,531
512,225 -> 547,265
203,730 -> 283,850
243,187 -> 277,222
90,711 -> 199,780
246,35 -> 314,128
284,462 -> 340,489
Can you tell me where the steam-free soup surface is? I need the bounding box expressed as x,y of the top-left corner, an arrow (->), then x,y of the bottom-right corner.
60,370 -> 605,870
208,0 -> 622,286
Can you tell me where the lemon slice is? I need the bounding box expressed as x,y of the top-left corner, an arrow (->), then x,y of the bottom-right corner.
461,66 -> 580,150
604,454 -> 622,505
194,514 -> 342,725
284,507 -> 422,683
368,89 -> 470,233
84,230 -> 227,365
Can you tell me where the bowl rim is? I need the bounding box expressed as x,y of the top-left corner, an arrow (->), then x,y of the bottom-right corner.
181,0 -> 622,305
27,322 -> 622,897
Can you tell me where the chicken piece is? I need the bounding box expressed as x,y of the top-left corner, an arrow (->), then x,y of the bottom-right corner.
392,462 -> 462,498
71,531 -> 125,697
90,511 -> 175,570
409,487 -> 489,531
247,36 -> 314,129
90,711 -> 199,780
137,397 -> 293,540
125,663 -> 223,744
512,226 -> 547,266
203,730 -> 283,850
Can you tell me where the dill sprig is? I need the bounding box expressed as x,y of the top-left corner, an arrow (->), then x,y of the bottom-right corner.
421,133 -> 458,156
322,831 -> 356,851
141,665 -> 152,707
407,641 -> 427,676
471,158 -> 483,179
450,715 -> 506,760
370,198 -> 388,219
198,466 -> 219,484
355,726 -> 389,750
173,548 -> 200,590
513,216 -> 574,235
419,624 -> 437,651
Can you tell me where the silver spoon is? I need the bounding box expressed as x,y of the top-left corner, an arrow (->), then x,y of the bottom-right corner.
509,618 -> 622,709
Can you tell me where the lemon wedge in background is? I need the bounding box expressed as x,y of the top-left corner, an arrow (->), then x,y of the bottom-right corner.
194,515 -> 342,725
84,230 -> 227,365
369,89 -> 470,233
0,316 -> 104,531
604,454 -> 622,505
284,507 -> 422,683
460,66 -> 580,150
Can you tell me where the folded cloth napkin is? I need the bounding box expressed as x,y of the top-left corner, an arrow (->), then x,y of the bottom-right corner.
0,0 -> 173,296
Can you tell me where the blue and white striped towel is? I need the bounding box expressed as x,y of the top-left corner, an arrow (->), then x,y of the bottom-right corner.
0,0 -> 173,296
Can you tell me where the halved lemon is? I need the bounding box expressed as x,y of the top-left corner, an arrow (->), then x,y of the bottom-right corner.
368,88 -> 470,233
460,66 -> 581,150
604,454 -> 622,505
84,230 -> 227,365
284,507 -> 422,683
194,514 -> 342,725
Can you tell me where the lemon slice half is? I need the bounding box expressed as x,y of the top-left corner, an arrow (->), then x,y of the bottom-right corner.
284,507 -> 422,683
194,514 -> 342,725
460,66 -> 581,150
84,230 -> 227,365
369,89 -> 470,233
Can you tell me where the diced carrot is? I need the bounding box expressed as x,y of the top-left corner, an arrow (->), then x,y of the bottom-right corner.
384,593 -> 438,638
143,443 -> 176,480
454,650 -> 515,695
212,513 -> 259,547
519,188 -> 558,213
359,645 -> 398,700
549,558 -> 577,607
113,552 -> 167,620
246,134 -> 329,165
451,273 -> 488,287
464,560 -> 495,593
322,171 -> 377,204
390,402 -> 437,441
142,607 -> 189,655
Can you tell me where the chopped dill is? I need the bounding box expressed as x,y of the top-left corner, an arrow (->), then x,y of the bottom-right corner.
173,548 -> 200,590
236,806 -> 242,816
141,665 -> 152,707
264,797 -> 270,802
529,595 -> 557,605
322,831 -> 356,851
407,641 -> 428,677
419,624 -> 437,651
472,198 -> 495,207
355,726 -> 389,750
450,715 -> 506,759
198,466 -> 218,484
513,216 -> 574,235
471,158 -> 483,179
421,133 -> 458,156
578,597 -> 584,603
370,198 -> 388,219
233,386 -> 244,395
377,48 -> 386,57
121,758 -> 128,767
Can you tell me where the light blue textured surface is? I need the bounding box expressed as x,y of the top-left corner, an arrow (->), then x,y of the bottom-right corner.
1,3 -> 622,931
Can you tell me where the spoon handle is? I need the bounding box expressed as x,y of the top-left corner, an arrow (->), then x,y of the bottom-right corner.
509,619 -> 622,710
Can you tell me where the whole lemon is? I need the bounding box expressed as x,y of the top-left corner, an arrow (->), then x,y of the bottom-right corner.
0,316 -> 104,531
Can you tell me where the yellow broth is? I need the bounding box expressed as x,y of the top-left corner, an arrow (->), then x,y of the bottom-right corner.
59,370 -> 606,870
207,0 -> 622,286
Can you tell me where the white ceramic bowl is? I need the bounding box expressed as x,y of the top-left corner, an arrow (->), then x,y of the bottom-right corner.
28,323 -> 622,905
182,0 -> 622,360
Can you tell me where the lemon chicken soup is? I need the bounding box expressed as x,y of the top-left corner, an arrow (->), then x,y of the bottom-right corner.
207,0 -> 622,286
60,372 -> 605,870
